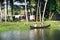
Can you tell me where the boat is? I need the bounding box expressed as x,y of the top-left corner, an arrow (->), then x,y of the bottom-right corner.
30,24 -> 50,29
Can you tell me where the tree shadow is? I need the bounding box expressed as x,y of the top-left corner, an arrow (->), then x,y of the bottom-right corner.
52,29 -> 60,40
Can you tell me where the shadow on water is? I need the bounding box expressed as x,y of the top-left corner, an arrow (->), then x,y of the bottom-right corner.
44,27 -> 60,40
52,29 -> 60,40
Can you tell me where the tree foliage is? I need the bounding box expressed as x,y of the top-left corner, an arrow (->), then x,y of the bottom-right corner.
0,0 -> 60,21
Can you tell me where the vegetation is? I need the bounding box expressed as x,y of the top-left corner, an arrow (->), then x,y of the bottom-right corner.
0,22 -> 30,32
0,0 -> 60,32
0,21 -> 60,32
0,0 -> 60,22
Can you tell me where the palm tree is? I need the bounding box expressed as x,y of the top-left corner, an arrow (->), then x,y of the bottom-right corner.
25,0 -> 28,22
0,1 -> 2,22
36,0 -> 41,22
4,0 -> 7,22
41,0 -> 48,26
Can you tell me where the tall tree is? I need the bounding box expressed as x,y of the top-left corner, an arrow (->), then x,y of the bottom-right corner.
36,0 -> 41,21
41,0 -> 48,26
25,0 -> 28,22
0,0 -> 2,22
4,0 -> 7,22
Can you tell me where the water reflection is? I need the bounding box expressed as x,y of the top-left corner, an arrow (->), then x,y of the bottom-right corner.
0,30 -> 30,40
0,29 -> 45,40
0,29 -> 60,40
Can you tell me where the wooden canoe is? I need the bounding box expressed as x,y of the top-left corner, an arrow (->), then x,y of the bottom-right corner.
30,24 -> 50,29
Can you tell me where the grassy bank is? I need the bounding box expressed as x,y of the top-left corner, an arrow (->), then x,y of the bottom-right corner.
0,22 -> 30,32
0,21 -> 60,32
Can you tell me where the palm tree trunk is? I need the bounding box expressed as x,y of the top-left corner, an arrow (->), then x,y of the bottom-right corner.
25,0 -> 28,22
49,12 -> 54,20
39,2 -> 41,23
36,0 -> 39,22
5,0 -> 7,22
36,5 -> 38,22
0,2 -> 2,22
42,0 -> 48,26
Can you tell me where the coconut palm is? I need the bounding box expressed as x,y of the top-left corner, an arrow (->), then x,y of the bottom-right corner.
36,0 -> 41,22
0,0 -> 5,22
41,0 -> 48,26
0,1 -> 2,22
24,0 -> 28,22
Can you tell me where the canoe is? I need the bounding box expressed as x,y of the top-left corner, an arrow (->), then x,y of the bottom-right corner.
30,24 -> 50,29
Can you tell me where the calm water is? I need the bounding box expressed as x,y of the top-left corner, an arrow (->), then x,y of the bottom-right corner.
0,28 -> 60,40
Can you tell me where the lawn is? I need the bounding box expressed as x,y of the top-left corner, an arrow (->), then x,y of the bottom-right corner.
0,21 -> 60,32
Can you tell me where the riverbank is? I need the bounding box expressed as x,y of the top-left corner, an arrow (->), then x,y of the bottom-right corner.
0,21 -> 60,32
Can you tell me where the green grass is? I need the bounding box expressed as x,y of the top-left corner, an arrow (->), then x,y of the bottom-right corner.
0,21 -> 60,32
0,22 -> 30,32
45,21 -> 60,29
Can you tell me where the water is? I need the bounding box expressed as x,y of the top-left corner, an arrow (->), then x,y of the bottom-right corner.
0,28 -> 60,40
